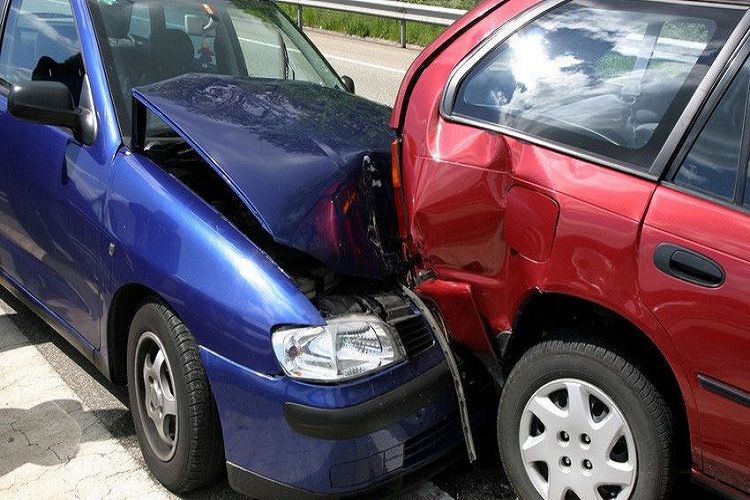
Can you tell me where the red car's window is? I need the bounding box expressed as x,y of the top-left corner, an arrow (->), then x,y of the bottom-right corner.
448,0 -> 744,171
674,58 -> 750,202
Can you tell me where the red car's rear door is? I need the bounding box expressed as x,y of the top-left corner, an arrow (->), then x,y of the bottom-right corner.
640,54 -> 750,495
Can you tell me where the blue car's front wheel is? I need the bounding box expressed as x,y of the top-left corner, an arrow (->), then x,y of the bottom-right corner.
127,299 -> 225,492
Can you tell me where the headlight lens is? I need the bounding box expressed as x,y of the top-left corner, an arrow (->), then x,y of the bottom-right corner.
272,315 -> 405,382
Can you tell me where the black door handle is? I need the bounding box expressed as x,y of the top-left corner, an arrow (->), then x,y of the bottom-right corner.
654,243 -> 725,288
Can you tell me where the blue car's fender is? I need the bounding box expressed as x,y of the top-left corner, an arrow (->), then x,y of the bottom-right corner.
104,148 -> 324,375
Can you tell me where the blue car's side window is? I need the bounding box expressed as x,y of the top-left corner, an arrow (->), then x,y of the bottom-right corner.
0,0 -> 84,103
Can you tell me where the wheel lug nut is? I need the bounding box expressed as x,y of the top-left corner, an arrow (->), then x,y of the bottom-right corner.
559,431 -> 569,442
561,456 -> 571,467
581,434 -> 591,445
583,459 -> 593,470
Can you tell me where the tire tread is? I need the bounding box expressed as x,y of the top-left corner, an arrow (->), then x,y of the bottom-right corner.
128,299 -> 224,493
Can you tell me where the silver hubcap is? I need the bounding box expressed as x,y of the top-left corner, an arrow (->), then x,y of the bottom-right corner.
519,378 -> 636,500
135,332 -> 178,461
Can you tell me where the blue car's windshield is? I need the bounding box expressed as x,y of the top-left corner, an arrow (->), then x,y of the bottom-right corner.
87,0 -> 344,136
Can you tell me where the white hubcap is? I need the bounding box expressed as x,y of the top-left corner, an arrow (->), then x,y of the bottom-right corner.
136,331 -> 178,461
519,378 -> 636,500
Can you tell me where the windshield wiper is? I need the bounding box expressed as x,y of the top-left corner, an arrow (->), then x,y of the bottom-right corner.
277,32 -> 294,80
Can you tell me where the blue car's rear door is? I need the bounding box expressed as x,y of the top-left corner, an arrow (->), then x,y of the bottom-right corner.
0,0 -> 106,348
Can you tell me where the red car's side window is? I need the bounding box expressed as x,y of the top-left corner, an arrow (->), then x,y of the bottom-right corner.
443,0 -> 744,172
674,58 -> 750,203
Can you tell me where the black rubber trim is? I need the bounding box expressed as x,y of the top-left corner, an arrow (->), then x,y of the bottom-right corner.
691,475 -> 740,500
226,445 -> 463,500
284,361 -> 452,440
698,373 -> 750,408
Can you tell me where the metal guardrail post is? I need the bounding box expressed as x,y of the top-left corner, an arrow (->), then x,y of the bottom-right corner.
400,18 -> 406,48
297,4 -> 303,27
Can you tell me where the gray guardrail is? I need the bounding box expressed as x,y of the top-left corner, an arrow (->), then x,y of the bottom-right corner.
276,0 -> 467,47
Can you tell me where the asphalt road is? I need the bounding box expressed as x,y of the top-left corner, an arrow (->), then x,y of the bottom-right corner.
305,29 -> 421,106
0,29 -> 727,500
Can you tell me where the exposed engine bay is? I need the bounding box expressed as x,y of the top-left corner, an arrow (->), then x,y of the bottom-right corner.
143,138 -> 406,310
144,139 -> 341,293
141,137 -> 448,366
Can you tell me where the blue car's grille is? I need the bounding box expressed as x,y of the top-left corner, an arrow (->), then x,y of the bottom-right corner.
392,315 -> 434,358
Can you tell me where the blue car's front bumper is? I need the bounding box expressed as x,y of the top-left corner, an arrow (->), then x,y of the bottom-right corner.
200,345 -> 465,499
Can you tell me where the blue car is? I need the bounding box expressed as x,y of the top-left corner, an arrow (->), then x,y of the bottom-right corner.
0,0 -> 471,496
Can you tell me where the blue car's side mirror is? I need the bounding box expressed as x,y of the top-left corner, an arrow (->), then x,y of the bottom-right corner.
8,80 -> 96,145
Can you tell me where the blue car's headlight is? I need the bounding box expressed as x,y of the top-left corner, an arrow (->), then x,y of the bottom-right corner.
272,315 -> 406,382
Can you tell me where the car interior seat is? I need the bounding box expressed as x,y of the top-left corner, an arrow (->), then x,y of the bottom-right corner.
142,28 -> 195,84
32,30 -> 84,104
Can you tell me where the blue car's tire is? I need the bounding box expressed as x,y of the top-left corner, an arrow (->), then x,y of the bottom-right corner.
127,299 -> 224,492
498,335 -> 675,500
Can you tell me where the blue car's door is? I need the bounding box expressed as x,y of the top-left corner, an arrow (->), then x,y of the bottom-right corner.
0,0 -> 107,348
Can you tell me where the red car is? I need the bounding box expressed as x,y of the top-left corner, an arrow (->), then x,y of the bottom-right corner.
391,0 -> 750,498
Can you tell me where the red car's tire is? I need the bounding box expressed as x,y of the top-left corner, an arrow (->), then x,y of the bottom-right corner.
498,335 -> 674,500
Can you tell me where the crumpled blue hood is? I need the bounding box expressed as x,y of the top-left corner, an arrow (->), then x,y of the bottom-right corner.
133,74 -> 399,279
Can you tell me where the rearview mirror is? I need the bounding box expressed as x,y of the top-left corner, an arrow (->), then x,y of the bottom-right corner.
8,80 -> 96,145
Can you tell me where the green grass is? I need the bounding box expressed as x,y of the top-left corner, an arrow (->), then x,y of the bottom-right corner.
279,0 -> 479,47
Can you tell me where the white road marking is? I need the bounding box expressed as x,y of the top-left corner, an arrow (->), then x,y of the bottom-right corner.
237,36 -> 405,74
322,53 -> 406,74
